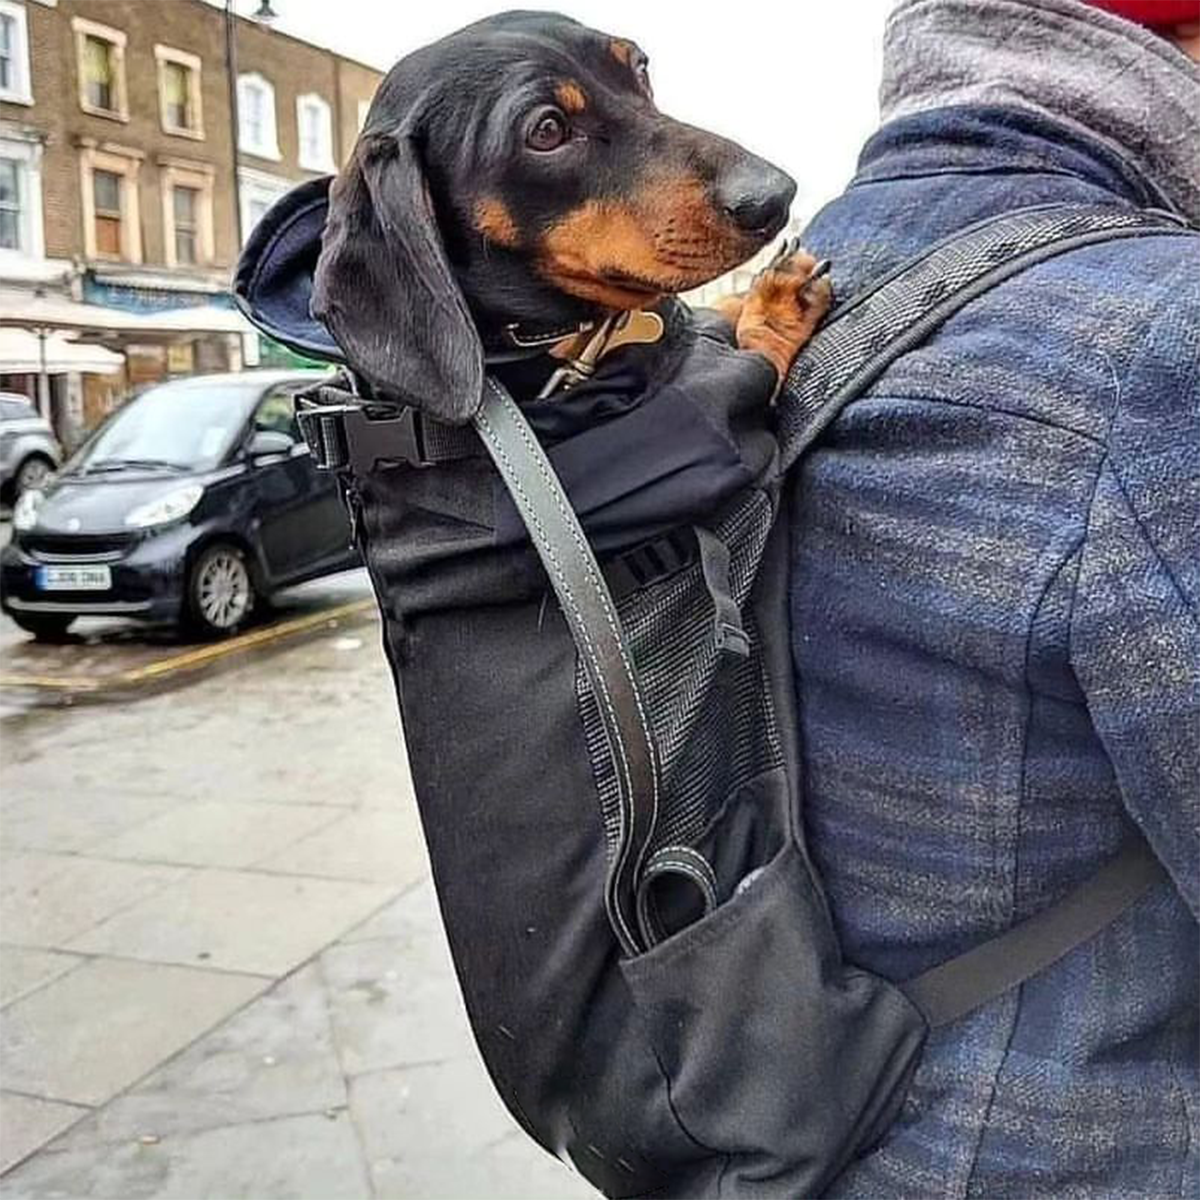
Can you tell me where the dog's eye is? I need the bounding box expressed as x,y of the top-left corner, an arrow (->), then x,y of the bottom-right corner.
528,110 -> 568,152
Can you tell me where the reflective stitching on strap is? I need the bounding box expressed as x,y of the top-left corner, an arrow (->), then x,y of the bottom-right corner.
473,406 -> 639,952
636,846 -> 720,947
643,846 -> 719,911
475,379 -> 659,955
483,379 -> 661,941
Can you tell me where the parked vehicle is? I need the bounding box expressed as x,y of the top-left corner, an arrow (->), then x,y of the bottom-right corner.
0,392 -> 62,503
0,371 -> 358,639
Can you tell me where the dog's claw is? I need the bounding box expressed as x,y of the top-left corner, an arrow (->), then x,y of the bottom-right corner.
766,236 -> 799,270
800,258 -> 832,294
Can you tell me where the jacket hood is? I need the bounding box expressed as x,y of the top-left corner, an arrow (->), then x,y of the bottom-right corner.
880,0 -> 1200,223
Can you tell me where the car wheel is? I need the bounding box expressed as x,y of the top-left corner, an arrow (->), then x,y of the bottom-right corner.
14,454 -> 54,497
187,543 -> 255,636
11,612 -> 75,641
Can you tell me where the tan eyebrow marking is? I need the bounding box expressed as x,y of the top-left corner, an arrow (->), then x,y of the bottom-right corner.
474,196 -> 520,247
609,39 -> 634,67
555,81 -> 587,114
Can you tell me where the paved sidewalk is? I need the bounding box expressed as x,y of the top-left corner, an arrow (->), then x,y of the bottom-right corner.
0,618 -> 594,1198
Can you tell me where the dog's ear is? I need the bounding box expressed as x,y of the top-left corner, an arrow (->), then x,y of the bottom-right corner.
313,132 -> 484,423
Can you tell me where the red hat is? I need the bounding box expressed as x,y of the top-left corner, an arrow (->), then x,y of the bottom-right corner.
1085,1 -> 1199,26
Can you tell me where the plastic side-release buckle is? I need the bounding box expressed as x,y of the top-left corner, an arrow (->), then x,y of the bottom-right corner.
296,394 -> 429,476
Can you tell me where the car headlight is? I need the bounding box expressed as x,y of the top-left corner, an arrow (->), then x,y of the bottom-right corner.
12,488 -> 45,531
124,484 -> 204,529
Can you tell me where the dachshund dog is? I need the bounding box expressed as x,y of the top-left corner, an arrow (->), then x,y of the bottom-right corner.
312,11 -> 832,417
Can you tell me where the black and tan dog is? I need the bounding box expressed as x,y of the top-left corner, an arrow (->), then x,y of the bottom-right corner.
309,10 -> 832,414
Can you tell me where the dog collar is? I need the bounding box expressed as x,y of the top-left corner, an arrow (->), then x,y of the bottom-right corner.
534,309 -> 666,399
486,308 -> 665,381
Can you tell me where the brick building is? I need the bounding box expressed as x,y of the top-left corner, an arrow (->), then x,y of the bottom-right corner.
0,0 -> 381,438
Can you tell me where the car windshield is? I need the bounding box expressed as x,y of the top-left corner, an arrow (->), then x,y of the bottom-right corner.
70,379 -> 262,474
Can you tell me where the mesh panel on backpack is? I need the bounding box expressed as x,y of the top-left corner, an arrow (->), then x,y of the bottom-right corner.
577,487 -> 783,867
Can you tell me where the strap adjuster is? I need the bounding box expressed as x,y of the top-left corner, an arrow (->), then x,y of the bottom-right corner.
297,396 -> 430,476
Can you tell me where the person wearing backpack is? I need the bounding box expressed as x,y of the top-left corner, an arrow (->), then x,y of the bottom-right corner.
789,1 -> 1199,1195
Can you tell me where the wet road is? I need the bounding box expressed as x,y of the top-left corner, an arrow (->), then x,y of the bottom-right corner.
0,514 -> 376,712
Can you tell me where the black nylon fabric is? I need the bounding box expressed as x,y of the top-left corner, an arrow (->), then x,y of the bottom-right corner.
336,304 -> 928,1197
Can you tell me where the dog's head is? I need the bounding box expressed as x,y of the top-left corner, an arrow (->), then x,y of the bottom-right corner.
312,11 -> 796,418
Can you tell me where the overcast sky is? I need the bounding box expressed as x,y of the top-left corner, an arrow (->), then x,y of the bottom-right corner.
215,0 -> 897,218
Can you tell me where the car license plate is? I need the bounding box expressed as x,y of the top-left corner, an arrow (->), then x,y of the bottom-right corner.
35,564 -> 112,591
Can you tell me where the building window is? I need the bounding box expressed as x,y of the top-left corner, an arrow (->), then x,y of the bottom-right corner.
0,158 -> 21,249
237,73 -> 279,161
155,45 -> 203,139
297,94 -> 334,172
92,168 -> 122,257
172,186 -> 198,264
79,143 -> 142,262
0,135 -> 45,258
357,99 -> 370,133
73,18 -> 128,121
238,166 -> 291,245
0,1 -> 32,105
160,159 -> 215,269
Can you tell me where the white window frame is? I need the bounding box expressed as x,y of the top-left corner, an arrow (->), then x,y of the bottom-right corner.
238,166 -> 290,246
78,141 -> 142,263
237,72 -> 279,162
155,45 -> 204,140
296,93 -> 335,173
73,16 -> 128,122
0,0 -> 32,105
160,158 -> 215,269
0,135 -> 45,259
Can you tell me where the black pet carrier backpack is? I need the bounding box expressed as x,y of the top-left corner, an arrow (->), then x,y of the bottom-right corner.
236,201 -> 1187,1198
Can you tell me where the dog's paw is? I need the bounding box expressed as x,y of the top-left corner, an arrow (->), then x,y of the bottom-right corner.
709,292 -> 748,329
735,240 -> 832,385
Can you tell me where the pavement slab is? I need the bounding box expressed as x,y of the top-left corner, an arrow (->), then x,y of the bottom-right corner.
0,957 -> 265,1107
0,853 -> 187,949
319,883 -> 473,1076
350,1060 -> 595,1200
90,800 -> 345,870
0,1111 -> 372,1200
0,1093 -> 90,1176
258,805 -> 429,884
49,963 -> 346,1148
67,868 -> 394,977
0,946 -> 84,1007
0,787 -> 184,855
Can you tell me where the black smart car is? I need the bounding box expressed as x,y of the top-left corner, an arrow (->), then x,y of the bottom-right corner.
1,371 -> 358,639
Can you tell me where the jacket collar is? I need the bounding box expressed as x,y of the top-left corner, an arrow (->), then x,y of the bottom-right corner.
879,0 -> 1200,224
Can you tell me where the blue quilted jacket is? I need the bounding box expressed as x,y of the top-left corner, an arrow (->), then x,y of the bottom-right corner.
791,105 -> 1199,1198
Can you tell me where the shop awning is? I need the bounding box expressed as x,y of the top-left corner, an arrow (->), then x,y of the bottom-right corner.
0,293 -> 253,338
0,328 -> 124,375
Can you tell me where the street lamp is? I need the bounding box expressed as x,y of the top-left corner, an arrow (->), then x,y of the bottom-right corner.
253,2 -> 279,21
225,1 -> 243,249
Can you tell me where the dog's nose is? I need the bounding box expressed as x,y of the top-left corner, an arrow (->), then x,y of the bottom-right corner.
718,164 -> 797,235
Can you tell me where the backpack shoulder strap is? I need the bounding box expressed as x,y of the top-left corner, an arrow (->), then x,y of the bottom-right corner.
779,201 -> 1191,1025
472,376 -> 656,958
903,838 -> 1167,1027
777,202 -> 1195,472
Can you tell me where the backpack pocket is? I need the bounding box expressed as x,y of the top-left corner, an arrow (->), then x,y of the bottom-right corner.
620,835 -> 927,1197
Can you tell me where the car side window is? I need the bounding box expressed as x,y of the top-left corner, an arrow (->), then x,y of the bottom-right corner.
0,397 -> 32,420
253,389 -> 299,441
